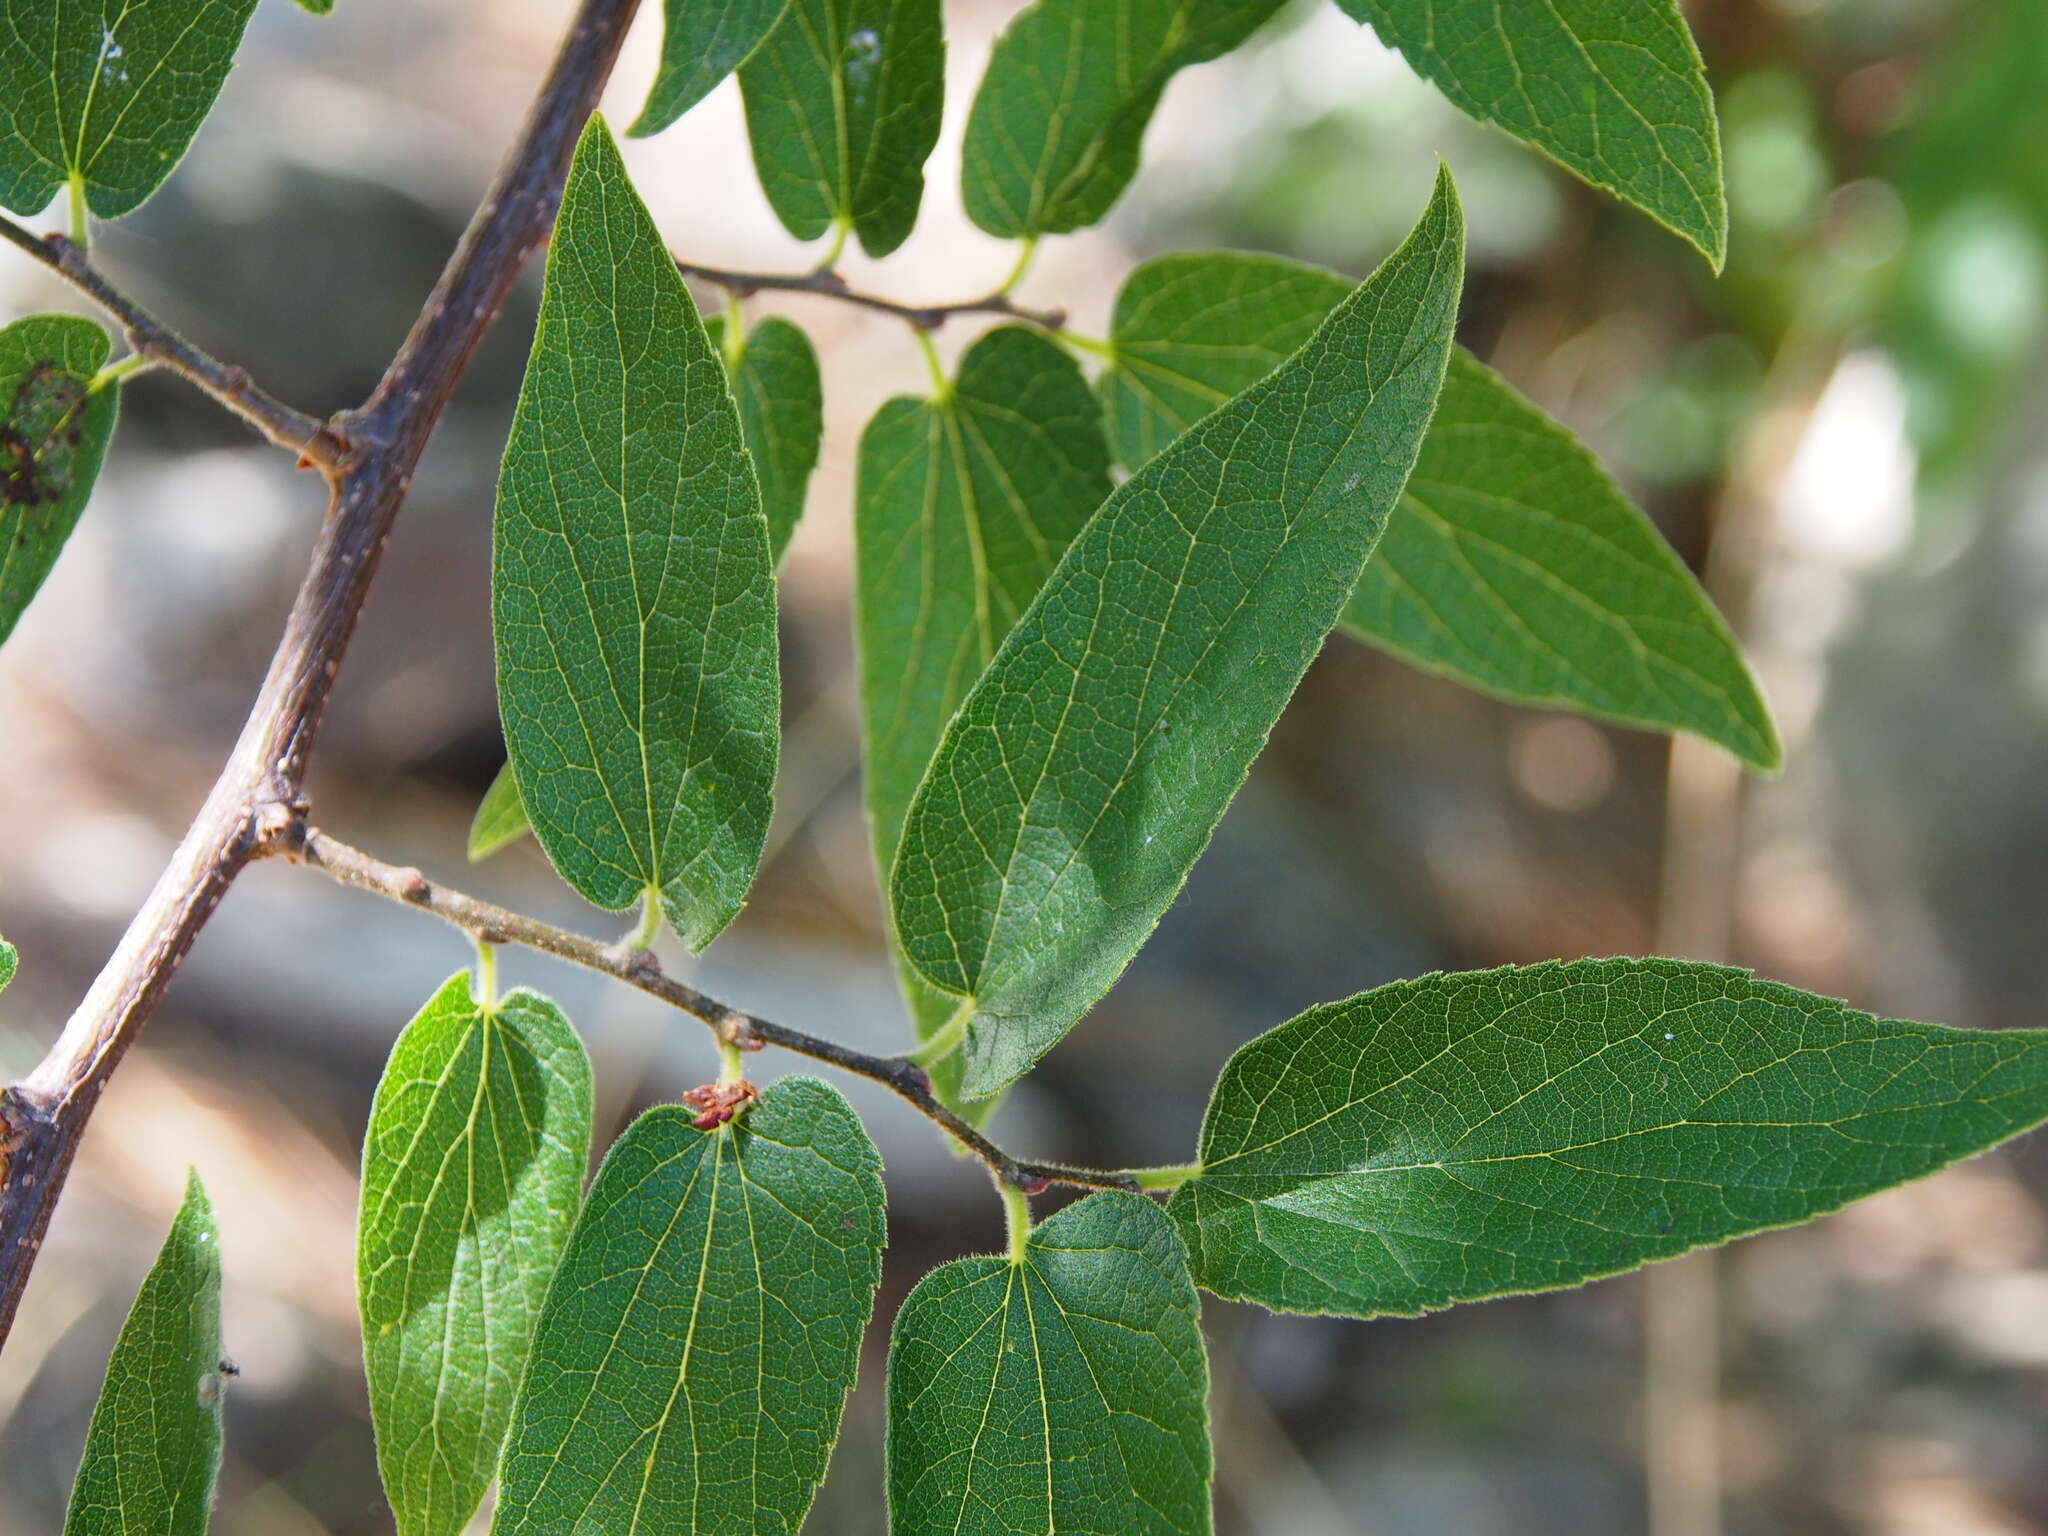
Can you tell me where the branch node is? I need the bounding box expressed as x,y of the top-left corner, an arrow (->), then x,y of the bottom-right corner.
397,867 -> 432,904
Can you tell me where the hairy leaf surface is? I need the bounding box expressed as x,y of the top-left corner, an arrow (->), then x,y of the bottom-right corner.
887,1191 -> 1210,1536
631,0 -> 794,138
890,171 -> 1463,1098
1169,958 -> 2048,1318
493,116 -> 780,949
961,0 -> 1284,238
62,1172 -> 223,1536
739,0 -> 944,257
0,0 -> 261,219
1099,252 -> 1777,768
1,315 -> 118,651
855,326 -> 1111,1082
494,1077 -> 884,1536
467,762 -> 530,863
1336,0 -> 1725,265
706,313 -> 823,566
359,975 -> 591,1536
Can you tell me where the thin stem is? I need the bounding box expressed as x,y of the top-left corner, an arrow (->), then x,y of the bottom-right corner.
675,255 -> 1069,335
717,1036 -> 744,1087
913,326 -> 949,400
625,887 -> 662,950
720,289 -> 746,372
995,236 -> 1038,296
88,353 -> 155,393
904,997 -> 970,1066
472,940 -> 498,1011
1130,1162 -> 1201,1192
1053,327 -> 1115,360
66,174 -> 88,250
816,214 -> 852,273
1001,1180 -> 1033,1261
0,213 -> 345,471
279,823 -> 1141,1198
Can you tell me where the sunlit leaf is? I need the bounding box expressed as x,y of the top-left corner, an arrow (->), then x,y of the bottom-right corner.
631,0 -> 794,138
466,762 -> 530,863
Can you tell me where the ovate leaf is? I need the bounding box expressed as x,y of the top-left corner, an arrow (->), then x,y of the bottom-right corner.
739,0 -> 944,257
631,0 -> 795,138
961,0 -> 1284,239
0,0 -> 261,220
1,316 -> 118,650
466,761 -> 530,863
62,1172 -> 223,1536
1169,958 -> 2048,1319
886,1191 -> 1210,1536
1098,252 -> 1778,769
494,1077 -> 885,1536
890,171 -> 1464,1098
855,326 -> 1111,1084
706,313 -> 824,566
1336,0 -> 1726,266
359,975 -> 592,1536
493,115 -> 780,949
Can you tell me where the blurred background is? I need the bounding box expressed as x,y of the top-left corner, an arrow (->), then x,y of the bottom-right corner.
3,0 -> 2047,1530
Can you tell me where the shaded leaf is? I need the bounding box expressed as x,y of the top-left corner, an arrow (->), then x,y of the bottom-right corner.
1098,251 -> 1778,768
739,0 -> 944,257
706,313 -> 823,566
1169,958 -> 2048,1318
466,762 -> 530,863
631,0 -> 794,138
886,1191 -> 1210,1536
493,115 -> 780,949
494,1077 -> 885,1536
961,0 -> 1284,239
890,170 -> 1464,1098
0,0 -> 261,219
62,1172 -> 223,1536
359,975 -> 592,1536
1336,0 -> 1725,265
854,326 -> 1111,1089
1,315 -> 118,651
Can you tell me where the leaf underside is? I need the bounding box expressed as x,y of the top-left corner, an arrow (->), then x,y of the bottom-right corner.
0,315 -> 118,651
630,0 -> 795,138
493,115 -> 780,949
493,1077 -> 885,1536
1170,958 -> 2048,1319
890,169 -> 1465,1099
706,313 -> 824,566
887,1191 -> 1211,1536
359,976 -> 592,1536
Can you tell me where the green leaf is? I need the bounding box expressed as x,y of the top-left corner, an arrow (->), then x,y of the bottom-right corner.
493,1076 -> 885,1536
738,0 -> 944,257
1,316 -> 118,651
886,1191 -> 1210,1536
0,0 -> 262,220
854,326 -> 1112,1083
706,313 -> 823,567
493,115 -> 780,950
630,0 -> 794,138
890,170 -> 1464,1098
359,975 -> 592,1536
1168,958 -> 2048,1320
0,935 -> 15,991
62,1171 -> 224,1536
1335,0 -> 1726,266
466,762 -> 530,863
294,0 -> 333,12
961,0 -> 1284,239
1097,252 -> 1778,769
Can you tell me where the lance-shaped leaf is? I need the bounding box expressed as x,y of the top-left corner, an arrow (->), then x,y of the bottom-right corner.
1,316 -> 119,651
467,762 -> 530,863
493,116 -> 780,950
630,0 -> 795,139
706,313 -> 823,567
494,1076 -> 885,1536
1098,252 -> 1778,770
890,171 -> 1464,1099
886,1191 -> 1211,1536
0,0 -> 261,220
1168,958 -> 2048,1320
359,975 -> 592,1536
1336,0 -> 1725,266
739,0 -> 944,257
62,1172 -> 223,1536
855,326 -> 1112,1083
961,0 -> 1284,239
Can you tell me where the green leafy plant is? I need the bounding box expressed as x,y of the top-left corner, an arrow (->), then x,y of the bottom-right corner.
0,0 -> 2035,1531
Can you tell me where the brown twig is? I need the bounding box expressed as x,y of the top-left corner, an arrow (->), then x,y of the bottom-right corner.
280,825 -> 1137,1197
675,257 -> 1069,333
0,214 -> 346,472
0,0 -> 643,1353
